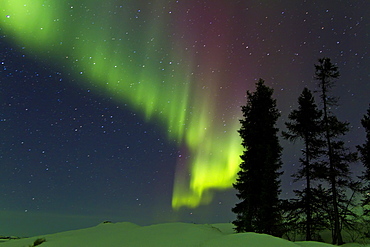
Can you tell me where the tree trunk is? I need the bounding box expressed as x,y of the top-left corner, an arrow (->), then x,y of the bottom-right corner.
321,79 -> 342,245
305,139 -> 312,241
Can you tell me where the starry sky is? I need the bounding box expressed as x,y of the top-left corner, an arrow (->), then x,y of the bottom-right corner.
0,0 -> 369,236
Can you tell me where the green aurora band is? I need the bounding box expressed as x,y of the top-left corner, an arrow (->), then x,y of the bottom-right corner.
0,0 -> 243,209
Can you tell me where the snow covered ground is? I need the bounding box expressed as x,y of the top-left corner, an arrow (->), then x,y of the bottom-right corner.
0,222 -> 368,247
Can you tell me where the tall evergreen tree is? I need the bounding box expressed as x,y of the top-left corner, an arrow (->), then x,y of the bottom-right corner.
232,79 -> 283,236
314,57 -> 357,245
358,105 -> 370,209
282,88 -> 325,240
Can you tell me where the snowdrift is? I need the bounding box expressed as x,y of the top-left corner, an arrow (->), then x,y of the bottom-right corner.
0,222 -> 364,247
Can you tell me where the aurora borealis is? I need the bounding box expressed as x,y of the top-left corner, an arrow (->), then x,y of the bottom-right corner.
1,0 -> 369,236
1,0 -> 244,209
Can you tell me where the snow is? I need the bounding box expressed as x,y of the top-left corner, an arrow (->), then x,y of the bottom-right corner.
0,222 -> 369,247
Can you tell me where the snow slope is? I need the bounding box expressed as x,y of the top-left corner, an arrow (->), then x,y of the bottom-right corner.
0,222 -> 367,247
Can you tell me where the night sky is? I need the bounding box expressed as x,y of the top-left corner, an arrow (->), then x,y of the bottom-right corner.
1,0 -> 369,236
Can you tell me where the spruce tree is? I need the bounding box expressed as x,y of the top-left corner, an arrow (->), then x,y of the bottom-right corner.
232,79 -> 283,236
314,57 -> 357,245
282,88 -> 325,240
358,105 -> 370,209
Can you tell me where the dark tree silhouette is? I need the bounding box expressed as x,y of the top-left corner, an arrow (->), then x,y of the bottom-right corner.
358,104 -> 370,210
282,184 -> 331,242
232,79 -> 283,236
283,88 -> 325,240
314,57 -> 357,245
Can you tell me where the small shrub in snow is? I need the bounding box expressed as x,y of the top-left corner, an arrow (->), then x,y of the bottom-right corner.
29,237 -> 46,246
